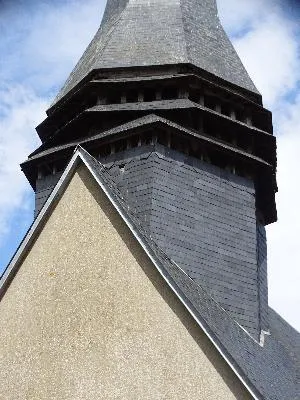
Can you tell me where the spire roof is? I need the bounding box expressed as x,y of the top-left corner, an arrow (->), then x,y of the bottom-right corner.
53,0 -> 259,106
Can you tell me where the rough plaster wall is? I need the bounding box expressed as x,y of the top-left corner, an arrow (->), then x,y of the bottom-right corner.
0,165 -> 252,400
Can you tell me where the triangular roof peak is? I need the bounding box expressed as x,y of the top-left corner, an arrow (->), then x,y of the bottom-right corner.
53,0 -> 259,106
2,147 -> 297,400
0,147 -> 263,399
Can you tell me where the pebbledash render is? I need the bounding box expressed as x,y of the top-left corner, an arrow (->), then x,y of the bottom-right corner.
0,0 -> 299,399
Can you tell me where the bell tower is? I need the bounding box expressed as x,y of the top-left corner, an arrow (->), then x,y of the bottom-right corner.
21,0 -> 277,340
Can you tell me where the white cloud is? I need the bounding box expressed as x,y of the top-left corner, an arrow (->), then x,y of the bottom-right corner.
0,85 -> 47,243
0,0 -> 103,95
218,0 -> 300,108
217,0 -> 273,34
0,0 -> 105,257
267,96 -> 300,331
219,0 -> 300,330
233,16 -> 299,108
23,0 -> 103,94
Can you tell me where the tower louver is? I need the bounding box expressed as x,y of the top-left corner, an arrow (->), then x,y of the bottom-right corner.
22,0 -> 277,340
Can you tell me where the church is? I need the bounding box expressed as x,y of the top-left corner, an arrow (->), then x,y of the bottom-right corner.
0,0 -> 298,398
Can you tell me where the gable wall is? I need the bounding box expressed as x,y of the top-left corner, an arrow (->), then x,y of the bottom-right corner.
0,165 -> 251,400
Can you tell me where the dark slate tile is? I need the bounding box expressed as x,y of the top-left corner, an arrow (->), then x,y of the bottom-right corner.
82,149 -> 298,400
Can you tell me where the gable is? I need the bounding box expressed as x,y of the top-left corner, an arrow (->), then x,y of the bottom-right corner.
0,164 -> 251,399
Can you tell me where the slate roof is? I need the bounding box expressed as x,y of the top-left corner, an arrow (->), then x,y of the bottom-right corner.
82,149 -> 299,400
26,114 -> 271,166
268,308 -> 300,372
2,147 -> 299,399
53,0 -> 259,106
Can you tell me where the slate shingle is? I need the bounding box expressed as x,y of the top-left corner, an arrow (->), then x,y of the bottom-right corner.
82,149 -> 298,400
99,144 -> 264,339
53,0 -> 259,106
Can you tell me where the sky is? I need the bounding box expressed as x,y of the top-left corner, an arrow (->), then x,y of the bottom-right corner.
0,0 -> 299,331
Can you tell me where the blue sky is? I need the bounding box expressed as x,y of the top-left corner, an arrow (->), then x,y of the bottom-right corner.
0,0 -> 299,331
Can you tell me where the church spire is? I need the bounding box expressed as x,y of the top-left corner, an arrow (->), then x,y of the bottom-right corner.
53,0 -> 258,106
